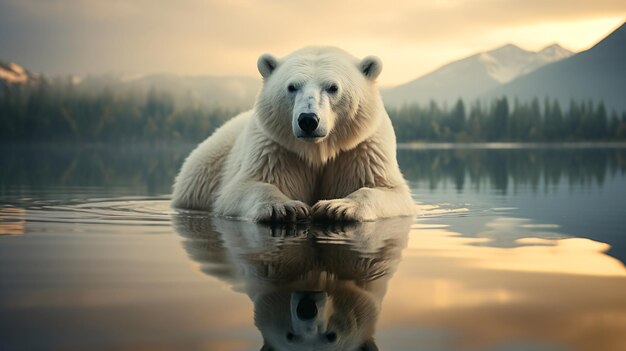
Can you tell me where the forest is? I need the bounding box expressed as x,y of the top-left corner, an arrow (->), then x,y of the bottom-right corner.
389,98 -> 626,142
0,80 -> 235,143
1,79 -> 625,143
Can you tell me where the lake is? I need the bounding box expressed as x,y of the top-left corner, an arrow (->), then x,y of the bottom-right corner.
1,143 -> 625,351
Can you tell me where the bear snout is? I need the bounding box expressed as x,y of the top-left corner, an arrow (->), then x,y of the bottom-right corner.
294,112 -> 327,140
298,113 -> 319,133
296,296 -> 318,320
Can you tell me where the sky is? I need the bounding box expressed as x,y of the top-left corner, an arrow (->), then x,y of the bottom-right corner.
0,0 -> 625,86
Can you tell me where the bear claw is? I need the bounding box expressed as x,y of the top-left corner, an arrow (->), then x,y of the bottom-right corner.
312,199 -> 364,222
253,200 -> 311,223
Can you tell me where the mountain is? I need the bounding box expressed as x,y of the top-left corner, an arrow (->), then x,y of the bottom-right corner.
77,73 -> 261,109
484,22 -> 626,113
382,44 -> 573,107
0,62 -> 261,108
0,61 -> 39,86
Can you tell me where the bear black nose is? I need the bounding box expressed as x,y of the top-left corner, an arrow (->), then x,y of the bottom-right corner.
296,297 -> 318,320
298,113 -> 319,133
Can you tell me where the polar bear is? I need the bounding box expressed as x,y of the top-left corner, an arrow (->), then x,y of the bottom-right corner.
174,215 -> 412,351
172,46 -> 414,222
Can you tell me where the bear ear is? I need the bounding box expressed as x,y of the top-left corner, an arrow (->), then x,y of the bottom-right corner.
359,56 -> 382,81
359,338 -> 379,351
257,53 -> 279,79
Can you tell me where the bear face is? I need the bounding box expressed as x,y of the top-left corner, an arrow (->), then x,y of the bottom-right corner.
255,47 -> 384,165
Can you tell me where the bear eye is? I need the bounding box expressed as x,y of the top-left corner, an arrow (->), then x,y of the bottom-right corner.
326,84 -> 339,94
287,84 -> 298,93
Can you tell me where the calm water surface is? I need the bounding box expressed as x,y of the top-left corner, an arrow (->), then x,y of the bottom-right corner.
1,144 -> 625,351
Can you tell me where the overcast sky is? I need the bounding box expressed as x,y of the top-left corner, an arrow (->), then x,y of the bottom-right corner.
0,0 -> 624,86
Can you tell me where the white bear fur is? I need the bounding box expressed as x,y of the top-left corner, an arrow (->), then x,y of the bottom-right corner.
172,46 -> 414,222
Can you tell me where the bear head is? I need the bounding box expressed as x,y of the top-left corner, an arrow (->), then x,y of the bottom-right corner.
254,46 -> 384,165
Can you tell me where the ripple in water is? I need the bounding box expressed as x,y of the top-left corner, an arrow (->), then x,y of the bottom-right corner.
0,197 -> 480,236
1,197 -> 173,231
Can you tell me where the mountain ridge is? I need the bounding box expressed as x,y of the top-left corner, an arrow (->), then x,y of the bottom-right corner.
484,21 -> 626,113
381,43 -> 573,107
0,61 -> 40,86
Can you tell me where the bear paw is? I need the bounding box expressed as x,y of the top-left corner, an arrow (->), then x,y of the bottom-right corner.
312,198 -> 373,222
251,200 -> 311,223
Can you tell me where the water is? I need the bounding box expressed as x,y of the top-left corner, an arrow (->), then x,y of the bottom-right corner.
1,143 -> 625,351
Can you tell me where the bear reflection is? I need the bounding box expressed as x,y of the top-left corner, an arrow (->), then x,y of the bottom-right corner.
174,216 -> 411,351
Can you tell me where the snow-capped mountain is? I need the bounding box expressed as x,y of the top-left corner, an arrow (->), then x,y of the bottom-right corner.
480,43 -> 572,83
382,44 -> 573,107
485,22 -> 626,113
0,61 -> 39,85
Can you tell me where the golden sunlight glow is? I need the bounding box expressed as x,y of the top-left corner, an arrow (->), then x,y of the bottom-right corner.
406,220 -> 626,277
485,15 -> 626,52
1,1 -> 624,85
0,207 -> 25,235
378,219 -> 626,350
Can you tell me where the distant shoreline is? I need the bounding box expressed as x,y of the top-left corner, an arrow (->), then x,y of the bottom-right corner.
398,141 -> 626,149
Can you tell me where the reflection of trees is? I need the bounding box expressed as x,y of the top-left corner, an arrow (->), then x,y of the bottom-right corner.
2,145 -> 624,198
0,144 -> 193,197
398,148 -> 626,193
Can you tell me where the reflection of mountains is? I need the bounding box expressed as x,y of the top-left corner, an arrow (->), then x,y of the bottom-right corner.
399,146 -> 626,192
174,216 -> 412,351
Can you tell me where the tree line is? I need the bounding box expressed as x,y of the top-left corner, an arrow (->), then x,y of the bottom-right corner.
0,79 -> 236,143
1,79 -> 625,143
389,98 -> 626,142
